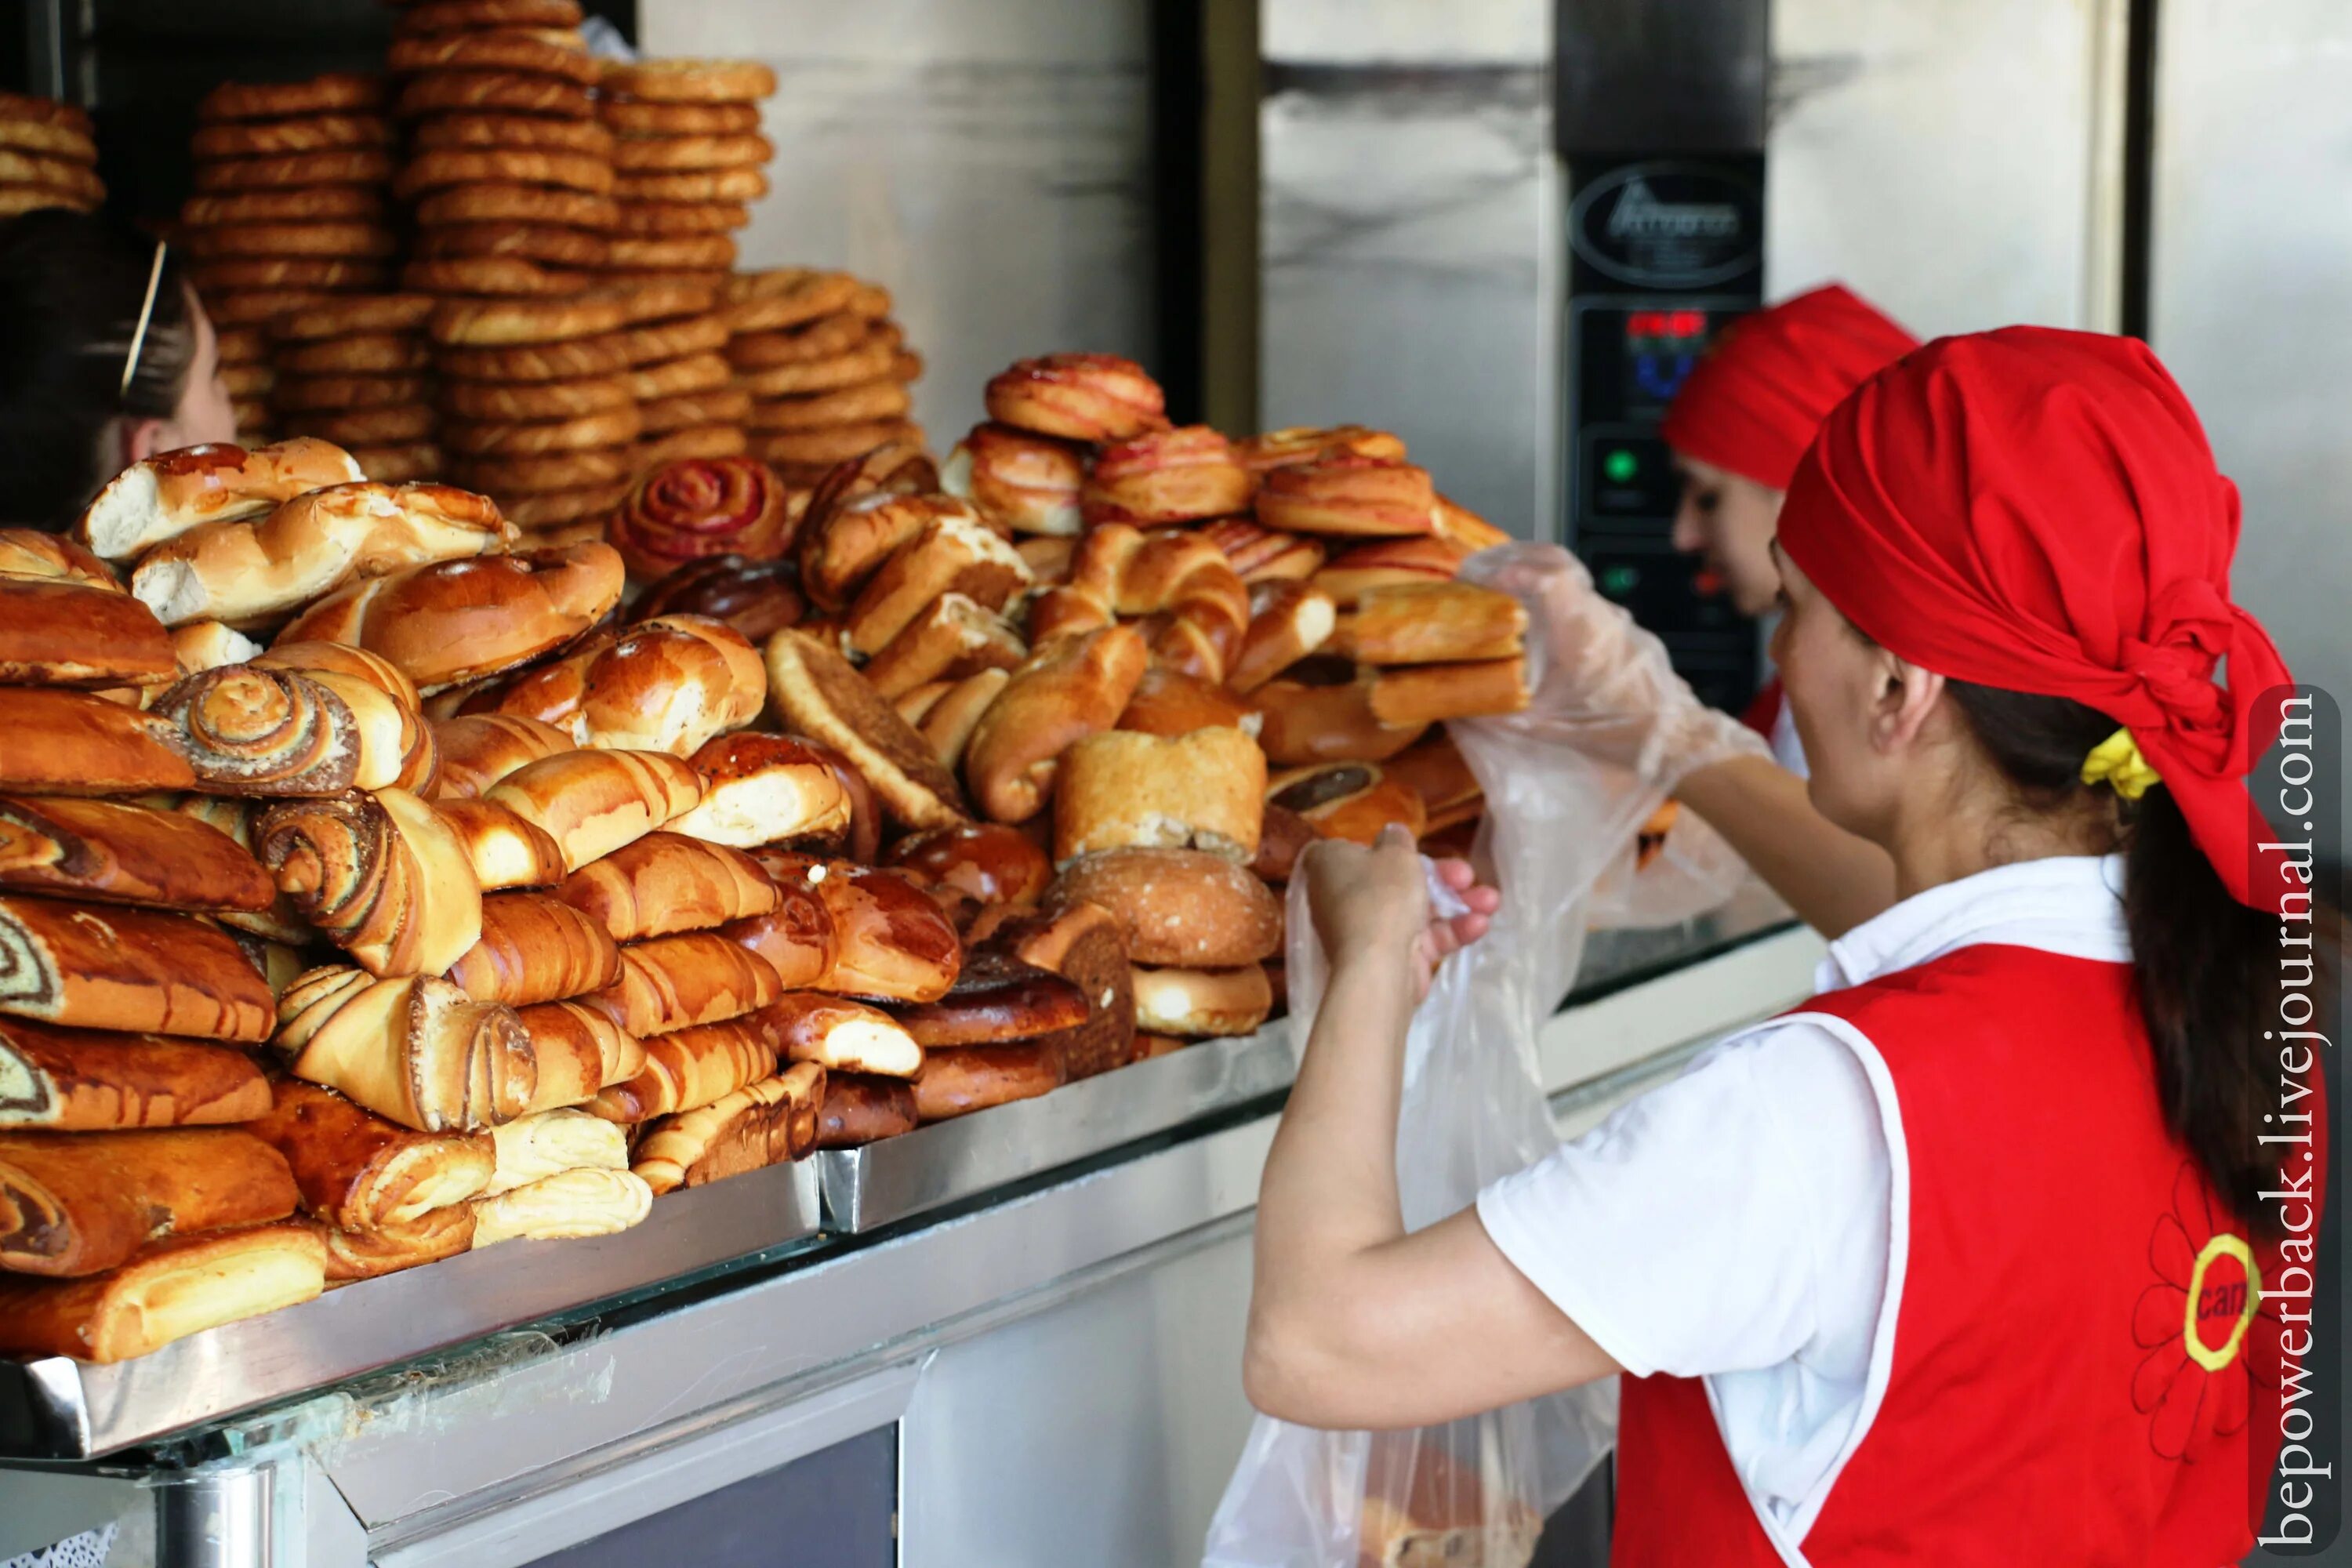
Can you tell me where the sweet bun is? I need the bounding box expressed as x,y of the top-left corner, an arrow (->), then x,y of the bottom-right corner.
1268,761 -> 1428,847
1230,582 -> 1338,694
668,732 -> 851,848
880,822 -> 1051,915
1256,453 -> 1439,539
762,629 -> 971,829
982,353 -> 1168,443
941,422 -> 1086,536
1330,581 -> 1527,666
0,579 -> 176,688
0,1018 -> 271,1131
428,713 -> 573,800
469,1167 -> 652,1247
0,1224 -> 325,1363
483,747 -> 705,873
432,799 -> 567,891
760,992 -> 922,1078
1367,659 -> 1530,727
888,946 -> 1087,1047
77,438 -> 365,561
1116,666 -> 1259,739
801,862 -> 962,1004
1043,847 -> 1282,969
1308,537 -> 1467,608
1234,425 -> 1406,472
0,528 -> 116,589
470,615 -> 764,757
446,891 -> 622,1007
1081,425 -> 1254,526
1432,493 -> 1512,553
630,1064 -> 821,1193
1130,963 -> 1272,1038
779,738 -> 881,863
1249,803 -> 1316,884
1053,727 -> 1265,865
244,1076 -> 494,1232
962,625 -> 1149,825
797,489 -> 982,612
150,665 -> 362,797
554,830 -> 777,943
909,1040 -> 1062,1122
716,873 -> 835,991
907,670 -> 1008,774
591,930 -> 783,1038
631,554 -> 804,643
812,1072 -> 917,1149
1384,735 -> 1483,833
0,795 -> 274,913
516,999 -> 644,1098
1250,661 -> 1428,766
608,456 -> 792,581
587,1014 -> 776,1123
862,593 -> 1027,703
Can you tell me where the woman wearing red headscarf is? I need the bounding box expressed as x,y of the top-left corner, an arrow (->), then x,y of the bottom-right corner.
1246,328 -> 2317,1565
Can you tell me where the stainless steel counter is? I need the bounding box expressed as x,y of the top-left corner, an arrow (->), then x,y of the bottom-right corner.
0,888 -> 1819,1568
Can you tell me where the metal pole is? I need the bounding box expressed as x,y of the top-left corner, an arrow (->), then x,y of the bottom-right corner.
154,1464 -> 275,1568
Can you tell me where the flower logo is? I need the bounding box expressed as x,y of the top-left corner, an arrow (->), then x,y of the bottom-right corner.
2131,1162 -> 2268,1461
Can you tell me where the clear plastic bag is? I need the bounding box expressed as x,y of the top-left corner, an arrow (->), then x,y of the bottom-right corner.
1202,543 -> 1755,1568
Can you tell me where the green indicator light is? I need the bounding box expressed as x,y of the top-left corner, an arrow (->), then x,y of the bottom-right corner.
1603,448 -> 1639,484
1601,565 -> 1640,596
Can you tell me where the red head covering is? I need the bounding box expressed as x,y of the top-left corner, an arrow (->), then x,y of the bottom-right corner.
1778,326 -> 2296,912
1659,283 -> 1920,491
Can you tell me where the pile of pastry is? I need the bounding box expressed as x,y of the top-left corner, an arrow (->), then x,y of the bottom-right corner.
0,91 -> 106,220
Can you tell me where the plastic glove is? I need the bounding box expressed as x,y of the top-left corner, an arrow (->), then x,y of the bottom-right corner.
1462,542 -> 1769,789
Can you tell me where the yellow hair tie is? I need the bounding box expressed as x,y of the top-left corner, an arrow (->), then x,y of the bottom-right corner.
2082,727 -> 2161,800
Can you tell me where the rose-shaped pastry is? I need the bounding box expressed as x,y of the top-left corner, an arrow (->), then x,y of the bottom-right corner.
942,423 -> 1086,537
149,665 -> 361,797
982,353 -> 1169,444
1254,453 -> 1437,539
608,455 -> 793,581
1233,424 -> 1406,473
1080,425 -> 1254,527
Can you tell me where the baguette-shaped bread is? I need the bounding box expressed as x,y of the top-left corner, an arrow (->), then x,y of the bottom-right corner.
963,624 -> 1149,825
483,1105 -> 628,1196
909,1040 -> 1064,1123
809,864 -> 960,1003
1329,581 -> 1527,666
630,1062 -> 823,1195
667,732 -> 850,849
0,1222 -> 327,1362
0,1017 -> 270,1131
276,965 -> 534,1133
0,793 -> 275,913
812,1072 -> 918,1149
150,665 -> 362,797
586,1014 -> 777,1123
432,799 -> 565,891
76,438 -> 366,561
0,688 -> 196,796
0,579 -> 178,687
252,641 -> 437,793
129,482 -> 515,630
445,891 -> 621,1005
762,991 -> 923,1078
241,1076 -> 495,1232
470,1166 -> 651,1247
590,930 -> 783,1037
0,895 -> 277,1040
256,789 -> 484,977
429,713 -> 572,800
483,747 -> 705,873
1366,658 -> 1530,727
0,1127 -> 298,1277
314,1206 -> 475,1282
554,830 -> 778,942
516,1000 -> 643,1098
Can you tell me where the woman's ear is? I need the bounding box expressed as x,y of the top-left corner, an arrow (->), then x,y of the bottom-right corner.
119,416 -> 172,466
1871,653 -> 1945,754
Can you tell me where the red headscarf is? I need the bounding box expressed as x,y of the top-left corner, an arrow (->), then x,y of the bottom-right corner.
1659,283 -> 1920,491
1778,327 -> 2296,913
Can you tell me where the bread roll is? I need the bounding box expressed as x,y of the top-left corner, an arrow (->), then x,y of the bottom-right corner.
667,732 -> 850,849
0,895 -> 277,1040
243,1076 -> 495,1231
484,748 -> 705,873
1366,658 -> 1532,727
429,713 -> 572,800
1044,848 -> 1282,969
127,481 -> 515,630
445,891 -> 622,1007
987,902 -> 1135,1080
466,615 -> 764,756
483,1106 -> 627,1196
1250,665 -> 1429,766
842,514 -> 1031,659
1383,735 -> 1483,833
0,1222 -> 326,1363
963,625 -> 1149,825
1230,582 -> 1338,695
761,629 -> 970,829
760,991 -> 922,1077
880,822 -> 1051,917
0,579 -> 177,688
910,1040 -> 1062,1123
586,1013 -> 776,1123
432,799 -> 566,891
0,688 -> 196,795
1130,963 -> 1272,1037
797,488 -> 971,612
1269,761 -> 1428,847
1053,727 -> 1265,866
0,527 -> 119,590
1251,804 -> 1316,884
151,666 -> 361,797
256,789 -> 484,977
714,876 -> 836,992
1310,537 -> 1466,608
314,1206 -> 475,1282
628,553 -> 804,644
250,641 -> 437,793
0,1018 -> 270,1131
0,1127 -> 298,1277
554,829 -> 779,942
1330,581 -> 1526,666
517,999 -> 643,1094
1255,453 -> 1436,539
470,1166 -> 651,1247
800,862 -> 960,1004
1116,666 -> 1260,740
0,794 -> 274,913
75,438 -> 365,561
630,1062 -> 823,1194
982,353 -> 1166,444
811,1071 -> 916,1149
889,947 -> 1087,1048
590,930 -> 782,1037
276,965 -> 534,1133
1356,1436 -> 1544,1568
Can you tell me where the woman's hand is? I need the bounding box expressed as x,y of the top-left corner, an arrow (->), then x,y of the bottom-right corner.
1302,826 -> 1499,1001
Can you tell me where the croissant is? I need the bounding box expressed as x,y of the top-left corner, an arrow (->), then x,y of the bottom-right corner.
276,964 -> 535,1132
150,664 -> 364,797
554,829 -> 779,942
483,747 -> 705,873
254,788 -> 484,978
428,713 -> 572,800
515,999 -> 642,1111
590,931 -> 782,1038
445,891 -> 622,1006
587,1013 -> 778,1123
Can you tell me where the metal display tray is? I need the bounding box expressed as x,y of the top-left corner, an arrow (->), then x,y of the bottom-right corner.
0,1154 -> 820,1461
818,1023 -> 1296,1232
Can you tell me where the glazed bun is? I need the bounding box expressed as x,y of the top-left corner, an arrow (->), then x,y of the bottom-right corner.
668,732 -> 851,848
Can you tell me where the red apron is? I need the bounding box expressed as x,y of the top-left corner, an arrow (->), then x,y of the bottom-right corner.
1611,943 -> 2319,1566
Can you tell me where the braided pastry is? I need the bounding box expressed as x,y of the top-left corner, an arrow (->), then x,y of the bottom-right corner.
983,353 -> 1167,443
394,147 -> 614,201
609,456 -> 790,580
1027,524 -> 1250,684
276,965 -> 534,1133
386,31 -> 600,85
255,788 -> 484,978
198,74 -> 384,122
409,111 -> 612,157
1080,424 -> 1254,526
150,665 -> 361,796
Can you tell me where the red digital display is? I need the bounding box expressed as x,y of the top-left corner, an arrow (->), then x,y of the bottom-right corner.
1625,309 -> 1710,342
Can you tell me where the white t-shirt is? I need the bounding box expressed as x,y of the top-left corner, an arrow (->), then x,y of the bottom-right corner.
1476,855 -> 2132,1542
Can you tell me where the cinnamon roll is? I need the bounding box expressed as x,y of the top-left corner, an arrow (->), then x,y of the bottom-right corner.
150,664 -> 361,796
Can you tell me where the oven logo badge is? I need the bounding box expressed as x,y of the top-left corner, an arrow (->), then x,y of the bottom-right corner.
1572,162 -> 1760,289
